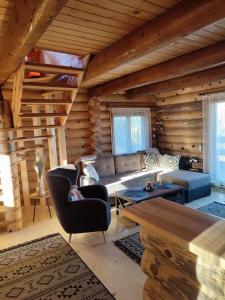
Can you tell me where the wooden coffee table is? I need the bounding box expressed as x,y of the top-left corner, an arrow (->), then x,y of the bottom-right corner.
115,183 -> 184,215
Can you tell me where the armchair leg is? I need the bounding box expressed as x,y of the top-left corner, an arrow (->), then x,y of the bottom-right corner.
69,234 -> 72,243
102,231 -> 107,244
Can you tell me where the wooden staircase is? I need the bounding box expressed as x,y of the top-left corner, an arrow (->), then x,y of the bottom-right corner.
0,55 -> 90,231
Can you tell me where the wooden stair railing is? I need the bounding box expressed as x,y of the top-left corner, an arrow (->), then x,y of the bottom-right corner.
0,55 -> 90,230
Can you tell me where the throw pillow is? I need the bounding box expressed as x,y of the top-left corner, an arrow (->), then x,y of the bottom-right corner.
158,154 -> 181,170
144,153 -> 160,170
83,163 -> 99,182
68,185 -> 84,202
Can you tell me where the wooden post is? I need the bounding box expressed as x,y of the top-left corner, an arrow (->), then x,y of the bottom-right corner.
32,105 -> 45,207
43,92 -> 58,168
57,126 -> 67,165
46,105 -> 58,168
189,220 -> 225,300
89,96 -> 103,156
17,120 -> 31,208
123,198 -> 224,300
12,64 -> 30,208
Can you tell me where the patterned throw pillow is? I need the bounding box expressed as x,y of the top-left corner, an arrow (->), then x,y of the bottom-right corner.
158,154 -> 181,170
83,163 -> 99,182
144,153 -> 160,170
68,185 -> 84,202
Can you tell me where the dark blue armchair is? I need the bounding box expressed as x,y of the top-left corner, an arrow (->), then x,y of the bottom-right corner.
46,167 -> 111,243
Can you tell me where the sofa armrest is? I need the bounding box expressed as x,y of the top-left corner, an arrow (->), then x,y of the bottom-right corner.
78,184 -> 108,202
59,198 -> 111,233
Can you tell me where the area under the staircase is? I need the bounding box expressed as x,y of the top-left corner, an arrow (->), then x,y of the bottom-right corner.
0,49 -> 90,232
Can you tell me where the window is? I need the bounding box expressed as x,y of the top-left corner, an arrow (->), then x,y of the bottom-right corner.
112,108 -> 151,155
203,93 -> 225,185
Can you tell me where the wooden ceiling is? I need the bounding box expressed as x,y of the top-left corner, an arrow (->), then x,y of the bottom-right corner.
0,0 -> 15,44
1,0 -> 225,92
33,0 -> 225,89
82,19 -> 225,88
35,0 -> 181,56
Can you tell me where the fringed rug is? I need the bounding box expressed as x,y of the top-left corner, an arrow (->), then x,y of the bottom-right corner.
114,201 -> 225,265
0,233 -> 115,300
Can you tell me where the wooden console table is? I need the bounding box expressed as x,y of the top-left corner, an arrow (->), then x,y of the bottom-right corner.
123,198 -> 225,300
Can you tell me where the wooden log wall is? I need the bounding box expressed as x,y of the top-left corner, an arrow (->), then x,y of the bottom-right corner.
66,92 -> 92,163
156,92 -> 203,159
2,89 -> 155,205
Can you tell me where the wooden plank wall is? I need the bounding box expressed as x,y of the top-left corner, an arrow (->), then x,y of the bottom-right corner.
156,92 -> 203,159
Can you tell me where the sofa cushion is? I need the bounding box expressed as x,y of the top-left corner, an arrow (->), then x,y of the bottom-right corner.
144,153 -> 160,170
144,148 -> 160,154
99,169 -> 158,196
68,185 -> 85,202
83,164 -> 99,182
158,170 -> 211,190
115,153 -> 142,174
94,156 -> 115,178
158,154 -> 180,171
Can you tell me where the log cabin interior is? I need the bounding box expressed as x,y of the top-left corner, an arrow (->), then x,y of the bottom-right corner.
0,0 -> 225,299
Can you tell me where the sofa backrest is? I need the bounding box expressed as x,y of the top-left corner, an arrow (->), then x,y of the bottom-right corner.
144,148 -> 160,155
94,156 -> 116,177
114,153 -> 142,174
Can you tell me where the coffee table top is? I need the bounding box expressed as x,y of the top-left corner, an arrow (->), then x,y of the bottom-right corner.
116,183 -> 183,203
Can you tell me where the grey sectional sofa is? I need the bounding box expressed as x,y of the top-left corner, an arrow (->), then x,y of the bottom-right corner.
81,150 -> 211,203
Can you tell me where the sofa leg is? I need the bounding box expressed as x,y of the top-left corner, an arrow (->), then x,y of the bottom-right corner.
68,233 -> 72,243
102,231 -> 107,244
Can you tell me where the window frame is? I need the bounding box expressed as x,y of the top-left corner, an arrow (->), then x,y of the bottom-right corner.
111,107 -> 151,155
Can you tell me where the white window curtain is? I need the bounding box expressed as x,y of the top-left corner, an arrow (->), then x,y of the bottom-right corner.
112,107 -> 151,155
203,92 -> 225,186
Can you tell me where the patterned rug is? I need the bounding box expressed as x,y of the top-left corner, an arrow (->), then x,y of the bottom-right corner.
114,201 -> 225,265
114,232 -> 143,264
198,201 -> 225,218
0,233 -> 115,300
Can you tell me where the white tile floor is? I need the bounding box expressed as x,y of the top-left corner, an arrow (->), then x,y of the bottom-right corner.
186,189 -> 225,209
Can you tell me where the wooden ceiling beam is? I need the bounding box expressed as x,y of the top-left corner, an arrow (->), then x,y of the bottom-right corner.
126,64 -> 225,98
0,0 -> 67,84
84,0 -> 225,83
90,40 -> 225,96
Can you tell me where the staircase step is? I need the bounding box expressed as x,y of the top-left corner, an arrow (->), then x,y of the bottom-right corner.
25,62 -> 84,76
21,99 -> 72,105
12,145 -> 44,155
23,83 -> 77,91
0,206 -> 15,214
17,125 -> 61,131
2,145 -> 44,155
0,125 -> 61,132
19,112 -> 67,118
8,135 -> 53,143
0,220 -> 8,230
0,220 -> 16,231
